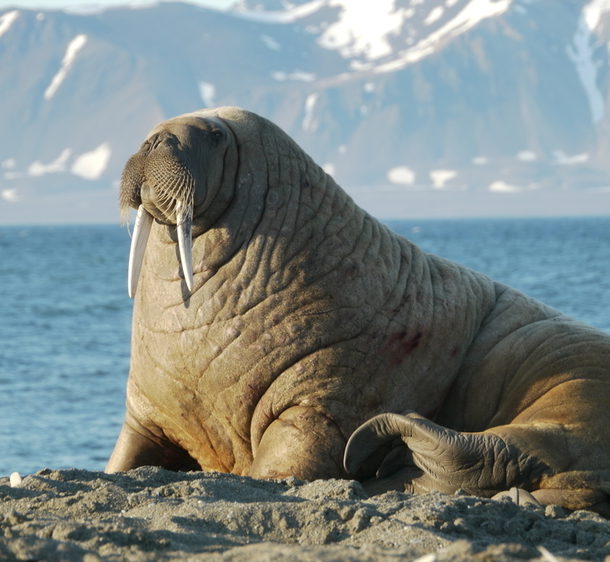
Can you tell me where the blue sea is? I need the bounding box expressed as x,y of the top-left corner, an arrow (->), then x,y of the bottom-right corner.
1,217 -> 609,477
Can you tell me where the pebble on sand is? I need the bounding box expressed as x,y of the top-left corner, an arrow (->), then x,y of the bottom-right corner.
9,472 -> 22,488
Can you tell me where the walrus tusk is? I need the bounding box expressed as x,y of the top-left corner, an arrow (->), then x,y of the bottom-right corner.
176,200 -> 194,293
128,205 -> 153,298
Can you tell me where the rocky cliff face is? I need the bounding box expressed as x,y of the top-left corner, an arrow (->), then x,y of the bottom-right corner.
1,0 -> 609,222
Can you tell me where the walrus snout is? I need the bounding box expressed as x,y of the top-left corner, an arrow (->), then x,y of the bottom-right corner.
120,139 -> 197,299
120,135 -> 196,226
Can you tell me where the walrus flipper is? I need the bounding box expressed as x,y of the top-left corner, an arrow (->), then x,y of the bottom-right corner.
344,413 -> 610,515
344,412 -> 550,498
530,471 -> 610,517
106,420 -> 199,473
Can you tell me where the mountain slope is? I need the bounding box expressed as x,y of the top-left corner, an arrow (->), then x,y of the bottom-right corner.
0,0 -> 609,222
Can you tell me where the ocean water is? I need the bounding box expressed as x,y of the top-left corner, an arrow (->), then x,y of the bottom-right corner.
1,217 -> 609,477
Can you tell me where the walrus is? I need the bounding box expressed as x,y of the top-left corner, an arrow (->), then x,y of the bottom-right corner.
108,106 -> 610,516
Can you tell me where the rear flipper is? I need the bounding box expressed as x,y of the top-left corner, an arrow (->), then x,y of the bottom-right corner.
344,412 -> 610,516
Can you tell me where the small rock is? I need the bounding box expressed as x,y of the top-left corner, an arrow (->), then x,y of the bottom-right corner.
9,472 -> 22,488
545,504 -> 568,519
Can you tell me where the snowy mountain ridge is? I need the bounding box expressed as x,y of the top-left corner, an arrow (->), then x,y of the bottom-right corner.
1,0 -> 610,222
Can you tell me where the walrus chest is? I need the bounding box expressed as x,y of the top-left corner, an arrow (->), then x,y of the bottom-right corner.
130,329 -> 263,473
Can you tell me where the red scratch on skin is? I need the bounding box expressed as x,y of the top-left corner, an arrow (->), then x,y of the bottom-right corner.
386,331 -> 423,366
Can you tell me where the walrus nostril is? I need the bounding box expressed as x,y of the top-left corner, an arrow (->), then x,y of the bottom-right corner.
148,131 -> 179,152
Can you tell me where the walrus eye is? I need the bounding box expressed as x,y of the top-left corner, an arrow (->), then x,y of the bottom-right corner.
208,129 -> 224,145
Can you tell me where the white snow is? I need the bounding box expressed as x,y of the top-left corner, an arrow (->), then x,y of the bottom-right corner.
425,6 -> 444,25
553,150 -> 589,165
430,169 -> 457,189
322,163 -> 336,175
28,148 -> 71,176
318,0 -> 405,60
472,156 -> 488,165
272,70 -> 316,82
232,0 -> 324,23
517,150 -> 537,162
44,34 -> 88,100
566,0 -> 610,123
583,0 -> 610,37
261,34 -> 281,50
364,82 -> 376,93
489,180 -> 521,193
1,158 -> 16,169
302,93 -> 318,132
0,10 -> 18,39
377,0 -> 512,73
71,143 -> 111,180
198,81 -> 216,106
388,166 -> 416,185
1,189 -> 19,202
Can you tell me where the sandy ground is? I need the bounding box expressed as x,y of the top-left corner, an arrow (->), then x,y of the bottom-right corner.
1,467 -> 609,561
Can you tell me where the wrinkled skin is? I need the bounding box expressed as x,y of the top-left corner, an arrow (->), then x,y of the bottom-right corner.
108,107 -> 610,516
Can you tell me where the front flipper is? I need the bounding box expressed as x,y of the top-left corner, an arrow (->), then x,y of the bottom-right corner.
343,412 -> 549,497
106,421 -> 199,473
249,405 -> 346,480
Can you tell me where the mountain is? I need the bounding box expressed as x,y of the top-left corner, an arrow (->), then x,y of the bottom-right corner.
1,0 -> 610,223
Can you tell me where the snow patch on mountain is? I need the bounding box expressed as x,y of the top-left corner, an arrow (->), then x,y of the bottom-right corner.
318,0 -> 405,60
302,93 -> 318,131
71,143 -> 111,180
553,150 -> 589,165
322,162 -> 335,175
233,0 -> 324,23
272,70 -> 316,81
199,81 -> 216,107
430,169 -> 457,189
424,6 -> 444,25
0,10 -> 18,38
517,150 -> 537,162
566,0 -> 610,123
28,149 -> 71,176
489,180 -> 522,193
376,0 -> 512,73
261,34 -> 281,50
44,34 -> 88,100
388,166 -> 416,185
1,189 -> 19,202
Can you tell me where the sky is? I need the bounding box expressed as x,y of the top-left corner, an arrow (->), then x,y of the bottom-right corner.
0,0 -> 234,10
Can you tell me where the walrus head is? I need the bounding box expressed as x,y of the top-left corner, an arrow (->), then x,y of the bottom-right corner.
120,113 -> 233,298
